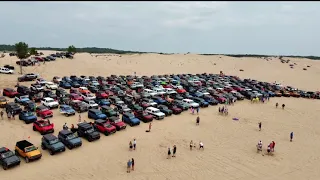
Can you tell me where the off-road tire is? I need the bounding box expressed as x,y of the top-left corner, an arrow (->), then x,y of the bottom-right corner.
25,157 -> 29,163
49,150 -> 54,155
3,164 -> 8,170
33,126 -> 36,131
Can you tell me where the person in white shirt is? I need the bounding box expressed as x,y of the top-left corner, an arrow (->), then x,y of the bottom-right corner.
199,141 -> 204,150
133,139 -> 137,150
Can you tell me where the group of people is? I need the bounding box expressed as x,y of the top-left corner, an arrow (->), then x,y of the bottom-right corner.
190,106 -> 200,114
129,139 -> 137,151
1,110 -> 16,120
218,106 -> 228,115
126,158 -> 135,173
189,140 -> 204,151
275,102 -> 286,109
251,96 -> 269,103
167,145 -> 177,159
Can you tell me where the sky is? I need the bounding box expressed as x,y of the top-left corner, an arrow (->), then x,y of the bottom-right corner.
0,1 -> 319,56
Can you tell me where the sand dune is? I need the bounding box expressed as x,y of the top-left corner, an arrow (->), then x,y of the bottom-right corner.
0,51 -> 319,180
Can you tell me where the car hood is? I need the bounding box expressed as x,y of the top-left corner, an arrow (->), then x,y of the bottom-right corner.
51,142 -> 65,150
2,155 -> 20,165
89,131 -> 100,137
24,115 -> 37,119
131,118 -> 140,123
69,137 -> 82,145
26,149 -> 41,157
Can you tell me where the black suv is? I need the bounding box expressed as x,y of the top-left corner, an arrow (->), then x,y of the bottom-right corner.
41,134 -> 66,155
56,88 -> 67,97
58,130 -> 82,149
17,85 -> 31,95
5,102 -> 22,115
17,73 -> 38,82
43,90 -> 57,100
77,122 -> 100,142
0,147 -> 21,170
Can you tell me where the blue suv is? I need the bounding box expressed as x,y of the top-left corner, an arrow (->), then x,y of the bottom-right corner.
88,109 -> 107,120
122,113 -> 140,127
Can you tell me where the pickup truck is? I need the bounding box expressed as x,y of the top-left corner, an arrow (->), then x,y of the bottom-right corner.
41,97 -> 59,109
0,67 -> 14,74
0,147 -> 20,170
33,119 -> 54,135
14,140 -> 42,163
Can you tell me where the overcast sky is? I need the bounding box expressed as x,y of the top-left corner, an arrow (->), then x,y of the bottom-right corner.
0,2 -> 319,55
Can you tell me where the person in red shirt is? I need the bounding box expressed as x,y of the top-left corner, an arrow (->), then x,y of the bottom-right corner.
272,141 -> 275,152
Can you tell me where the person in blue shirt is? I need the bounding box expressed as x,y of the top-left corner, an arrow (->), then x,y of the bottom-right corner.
127,159 -> 132,173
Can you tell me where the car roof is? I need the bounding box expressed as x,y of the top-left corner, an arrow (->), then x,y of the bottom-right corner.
59,129 -> 73,135
43,134 -> 57,140
78,122 -> 92,128
109,116 -> 119,120
89,108 -> 101,113
0,147 -> 9,153
95,119 -> 107,124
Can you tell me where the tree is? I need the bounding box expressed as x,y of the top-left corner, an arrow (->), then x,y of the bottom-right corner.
67,45 -> 76,53
15,42 -> 29,59
29,47 -> 37,55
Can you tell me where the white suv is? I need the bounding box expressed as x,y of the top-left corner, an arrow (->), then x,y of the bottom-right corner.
0,67 -> 14,74
42,97 -> 59,109
145,107 -> 165,120
182,99 -> 199,108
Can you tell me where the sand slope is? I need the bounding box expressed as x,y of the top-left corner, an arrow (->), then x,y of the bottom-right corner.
0,52 -> 319,180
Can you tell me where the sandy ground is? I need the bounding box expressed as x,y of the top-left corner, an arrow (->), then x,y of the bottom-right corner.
0,51 -> 319,180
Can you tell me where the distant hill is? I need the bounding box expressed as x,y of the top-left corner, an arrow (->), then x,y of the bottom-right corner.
0,44 -> 147,54
1,44 -> 319,60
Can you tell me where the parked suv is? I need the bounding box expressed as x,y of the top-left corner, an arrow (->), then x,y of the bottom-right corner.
0,147 -> 21,170
145,107 -> 165,120
122,113 -> 140,126
88,109 -> 107,120
77,122 -> 100,142
58,130 -> 82,150
17,85 -> 31,95
41,134 -> 65,155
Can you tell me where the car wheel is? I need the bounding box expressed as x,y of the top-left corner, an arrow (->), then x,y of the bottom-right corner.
68,145 -> 73,150
3,165 -> 8,170
88,138 -> 92,142
25,157 -> 29,163
104,132 -> 109,136
33,126 -> 36,131
49,150 -> 54,155
41,144 -> 46,150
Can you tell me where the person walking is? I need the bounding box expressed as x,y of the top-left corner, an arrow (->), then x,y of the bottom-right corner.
78,113 -> 81,122
167,147 -> 171,159
272,141 -> 275,152
148,122 -> 152,132
276,102 -> 279,108
258,122 -> 262,131
282,104 -> 285,109
172,145 -> 177,157
196,116 -> 200,125
133,139 -> 137,150
191,107 -> 194,114
131,158 -> 135,171
127,159 -> 132,173
129,141 -> 133,151
196,106 -> 199,114
0,111 -> 3,120
290,132 -> 294,142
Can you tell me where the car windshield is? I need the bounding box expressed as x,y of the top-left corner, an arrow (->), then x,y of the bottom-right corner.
89,101 -> 95,104
49,139 -> 59,144
114,119 -> 121,123
66,134 -> 77,139
25,112 -> 34,116
87,94 -> 94,97
85,128 -> 94,134
40,108 -> 49,112
104,123 -> 112,128
0,98 -> 6,102
64,106 -> 72,110
1,151 -> 14,159
154,110 -> 161,113
25,146 -> 37,152
47,99 -> 54,103
142,112 -> 149,116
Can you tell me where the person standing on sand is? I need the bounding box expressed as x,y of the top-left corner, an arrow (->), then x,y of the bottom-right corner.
191,107 -> 194,114
131,158 -> 135,171
258,122 -> 262,131
276,102 -> 279,108
129,141 -> 133,151
190,140 -> 194,150
282,104 -> 285,109
199,141 -> 204,150
133,139 -> 137,150
172,145 -> 177,157
149,122 -> 152,132
272,141 -> 275,152
0,111 -> 3,120
196,116 -> 200,125
78,113 -> 81,122
290,132 -> 294,142
127,159 -> 132,173
167,147 -> 171,159
196,106 -> 199,114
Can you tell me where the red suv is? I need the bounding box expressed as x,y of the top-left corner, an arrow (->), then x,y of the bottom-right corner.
3,88 -> 19,98
93,119 -> 116,136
